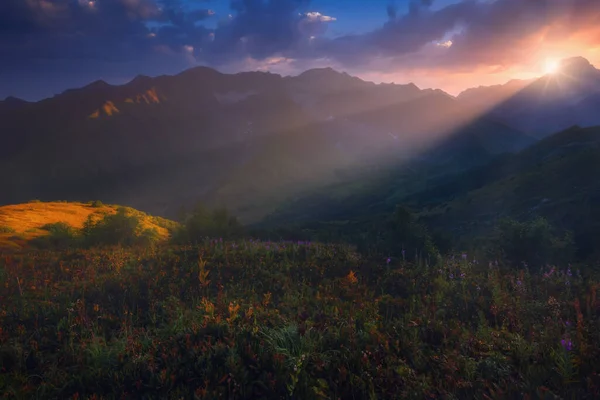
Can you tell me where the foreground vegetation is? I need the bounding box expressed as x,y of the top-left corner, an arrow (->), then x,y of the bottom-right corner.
1,237 -> 600,399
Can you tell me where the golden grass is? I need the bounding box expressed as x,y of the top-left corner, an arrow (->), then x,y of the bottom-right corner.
0,201 -> 174,251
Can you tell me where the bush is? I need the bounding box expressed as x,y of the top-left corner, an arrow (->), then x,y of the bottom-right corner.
82,208 -> 160,247
489,217 -> 575,268
32,222 -> 79,249
0,225 -> 16,234
371,205 -> 440,262
172,204 -> 244,243
89,200 -> 104,208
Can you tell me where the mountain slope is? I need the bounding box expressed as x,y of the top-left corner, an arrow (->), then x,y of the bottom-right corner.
0,66 -> 535,222
469,57 -> 600,138
414,125 -> 600,257
263,125 -> 600,260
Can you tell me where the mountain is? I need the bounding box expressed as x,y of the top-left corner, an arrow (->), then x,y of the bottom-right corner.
0,66 -> 533,222
461,57 -> 600,138
412,125 -> 600,258
0,96 -> 30,113
457,78 -> 534,112
262,124 -> 600,260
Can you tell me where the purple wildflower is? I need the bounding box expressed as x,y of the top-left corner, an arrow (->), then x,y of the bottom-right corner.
461,253 -> 467,260
386,257 -> 391,264
516,280 -> 522,286
561,339 -> 573,351
449,274 -> 454,280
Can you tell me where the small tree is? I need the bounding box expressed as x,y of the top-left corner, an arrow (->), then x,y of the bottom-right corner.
489,217 -> 575,268
172,203 -> 244,243
82,208 -> 159,247
32,222 -> 79,249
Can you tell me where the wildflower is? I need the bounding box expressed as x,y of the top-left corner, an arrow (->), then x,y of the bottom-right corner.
449,274 -> 454,280
516,280 -> 522,286
461,253 -> 467,260
460,273 -> 466,278
560,339 -> 573,351
567,268 -> 572,277
386,257 -> 391,264
346,270 -> 358,285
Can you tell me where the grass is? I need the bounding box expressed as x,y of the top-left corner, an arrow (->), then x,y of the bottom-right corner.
0,201 -> 176,250
0,239 -> 599,399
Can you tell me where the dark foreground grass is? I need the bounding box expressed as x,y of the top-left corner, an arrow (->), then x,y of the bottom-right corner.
1,240 -> 600,399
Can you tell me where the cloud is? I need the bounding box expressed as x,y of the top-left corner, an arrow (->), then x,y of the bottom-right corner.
304,12 -> 336,22
2,0 -> 600,100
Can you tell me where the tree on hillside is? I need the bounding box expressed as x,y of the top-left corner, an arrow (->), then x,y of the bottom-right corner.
82,207 -> 159,247
489,217 -> 575,268
172,203 -> 244,243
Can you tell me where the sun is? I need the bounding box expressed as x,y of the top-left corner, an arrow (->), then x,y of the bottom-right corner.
544,59 -> 560,75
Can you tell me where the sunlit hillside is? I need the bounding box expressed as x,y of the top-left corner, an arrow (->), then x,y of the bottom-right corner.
0,201 -> 176,250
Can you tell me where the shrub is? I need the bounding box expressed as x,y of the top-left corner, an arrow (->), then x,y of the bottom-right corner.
172,204 -> 244,243
0,225 -> 16,234
82,208 -> 160,247
32,222 -> 79,249
489,217 -> 575,268
89,200 -> 104,208
371,205 -> 440,262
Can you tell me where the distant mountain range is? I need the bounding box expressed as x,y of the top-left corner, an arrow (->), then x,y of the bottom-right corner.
0,64 -> 535,222
1,56 -> 599,226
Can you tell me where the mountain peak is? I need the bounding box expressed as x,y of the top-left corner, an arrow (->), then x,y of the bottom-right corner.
130,74 -> 152,85
559,56 -> 597,76
298,67 -> 344,79
84,79 -> 111,90
176,65 -> 222,80
2,95 -> 27,104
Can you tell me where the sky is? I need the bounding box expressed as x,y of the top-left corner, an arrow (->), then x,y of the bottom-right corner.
1,0 -> 600,100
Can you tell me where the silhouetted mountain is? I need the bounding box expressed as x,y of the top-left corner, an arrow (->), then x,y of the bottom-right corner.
466,57 -> 600,138
0,96 -> 30,114
0,66 -> 533,221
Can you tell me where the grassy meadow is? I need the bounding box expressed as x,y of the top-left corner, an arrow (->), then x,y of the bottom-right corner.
1,229 -> 600,398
